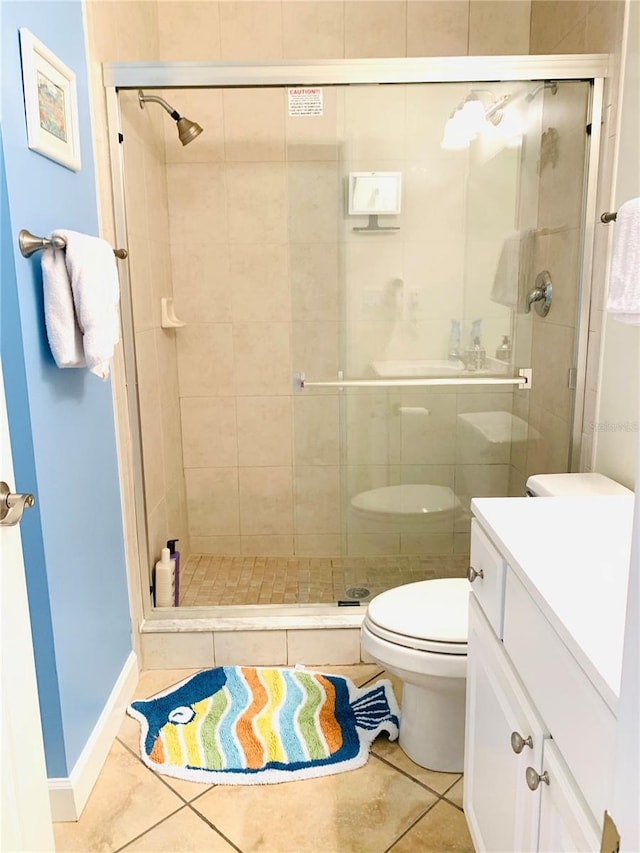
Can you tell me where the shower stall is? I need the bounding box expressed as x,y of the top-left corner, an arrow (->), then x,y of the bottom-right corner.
104,56 -> 605,616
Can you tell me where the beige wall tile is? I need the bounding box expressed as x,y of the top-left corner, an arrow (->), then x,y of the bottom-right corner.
171,242 -> 233,325
220,1 -> 284,59
167,163 -> 228,245
346,393 -> 393,465
406,1 -> 469,57
141,632 -> 215,669
135,330 -> 165,511
233,322 -> 292,396
229,244 -> 291,322
345,1 -> 407,58
147,499 -> 170,576
239,467 -> 294,534
213,630 -> 288,665
185,468 -> 240,536
294,465 -> 341,533
181,397 -> 238,467
290,243 -> 340,322
161,390 -> 186,485
544,228 -> 580,328
399,393 -> 457,465
291,322 -> 340,382
177,324 -> 236,397
286,629 -> 362,665
295,534 -> 344,556
399,534 -> 454,554
468,0 -> 531,55
585,1 -> 625,54
454,463 -> 510,503
294,395 -> 341,465
158,1 -> 222,61
223,89 -> 285,161
236,396 -> 293,466
347,533 -> 401,555
190,535 -> 242,555
127,235 -> 154,332
343,85 -> 406,161
240,535 -> 294,555
288,161 -> 340,243
225,163 -> 288,244
549,17 -> 587,53
285,87 -> 341,161
283,1 -> 345,59
529,0 -> 589,52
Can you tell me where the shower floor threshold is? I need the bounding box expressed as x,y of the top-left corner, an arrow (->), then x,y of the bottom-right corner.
142,604 -> 365,633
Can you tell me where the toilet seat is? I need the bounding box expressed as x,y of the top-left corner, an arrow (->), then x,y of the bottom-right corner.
364,578 -> 470,655
350,485 -> 461,523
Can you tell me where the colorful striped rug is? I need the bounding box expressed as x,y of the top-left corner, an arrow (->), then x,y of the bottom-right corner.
127,666 -> 400,784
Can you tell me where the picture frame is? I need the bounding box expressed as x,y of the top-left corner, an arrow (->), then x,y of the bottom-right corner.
19,28 -> 81,172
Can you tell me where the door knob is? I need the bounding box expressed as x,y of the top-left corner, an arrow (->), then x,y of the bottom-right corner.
511,731 -> 533,753
0,481 -> 35,527
467,565 -> 484,582
525,766 -> 550,791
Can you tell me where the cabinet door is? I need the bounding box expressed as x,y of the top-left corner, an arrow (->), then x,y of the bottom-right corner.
537,740 -> 600,853
464,597 -> 548,853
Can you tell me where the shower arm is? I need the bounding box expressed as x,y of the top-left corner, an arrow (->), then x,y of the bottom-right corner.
138,91 -> 181,121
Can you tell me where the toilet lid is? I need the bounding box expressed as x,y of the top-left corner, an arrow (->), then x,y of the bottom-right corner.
365,579 -> 470,652
351,485 -> 461,517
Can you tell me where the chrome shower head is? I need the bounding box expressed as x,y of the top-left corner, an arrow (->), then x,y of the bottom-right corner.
138,90 -> 203,146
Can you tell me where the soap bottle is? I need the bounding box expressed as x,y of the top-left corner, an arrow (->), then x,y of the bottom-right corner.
167,538 -> 181,607
495,335 -> 512,362
448,319 -> 461,362
472,336 -> 486,370
154,547 -> 174,608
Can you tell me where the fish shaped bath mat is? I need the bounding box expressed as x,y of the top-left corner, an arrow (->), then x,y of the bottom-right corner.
127,666 -> 400,784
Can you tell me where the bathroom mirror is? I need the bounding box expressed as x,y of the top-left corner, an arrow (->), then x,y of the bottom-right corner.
348,171 -> 402,215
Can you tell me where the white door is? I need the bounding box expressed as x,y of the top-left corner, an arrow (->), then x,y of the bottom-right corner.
0,357 -> 54,851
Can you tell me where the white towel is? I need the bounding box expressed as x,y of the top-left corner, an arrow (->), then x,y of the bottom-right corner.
41,229 -> 120,380
491,229 -> 536,312
606,197 -> 640,325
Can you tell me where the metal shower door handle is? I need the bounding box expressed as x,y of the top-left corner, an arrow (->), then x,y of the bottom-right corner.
0,481 -> 35,527
526,271 -> 553,316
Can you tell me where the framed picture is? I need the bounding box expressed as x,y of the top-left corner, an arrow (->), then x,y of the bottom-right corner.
19,28 -> 81,172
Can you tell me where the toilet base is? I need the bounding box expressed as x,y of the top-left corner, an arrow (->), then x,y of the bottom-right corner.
399,678 -> 466,772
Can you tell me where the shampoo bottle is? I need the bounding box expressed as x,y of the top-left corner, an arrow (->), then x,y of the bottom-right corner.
154,547 -> 174,608
167,539 -> 181,607
448,320 -> 461,362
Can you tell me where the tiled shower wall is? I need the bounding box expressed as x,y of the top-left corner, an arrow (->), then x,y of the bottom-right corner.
84,0 -> 625,579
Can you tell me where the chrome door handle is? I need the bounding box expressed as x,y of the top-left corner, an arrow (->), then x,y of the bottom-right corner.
467,565 -> 484,582
511,731 -> 533,753
0,481 -> 35,527
525,767 -> 549,791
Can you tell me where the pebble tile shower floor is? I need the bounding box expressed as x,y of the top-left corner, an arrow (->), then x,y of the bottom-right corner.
179,554 -> 470,606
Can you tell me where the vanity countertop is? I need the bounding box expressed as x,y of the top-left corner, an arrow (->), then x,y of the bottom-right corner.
470,495 -> 635,713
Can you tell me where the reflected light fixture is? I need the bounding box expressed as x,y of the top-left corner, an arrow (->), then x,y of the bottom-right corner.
441,91 -> 512,151
138,90 -> 203,146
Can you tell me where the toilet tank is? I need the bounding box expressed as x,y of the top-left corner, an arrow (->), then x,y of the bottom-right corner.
525,472 -> 633,497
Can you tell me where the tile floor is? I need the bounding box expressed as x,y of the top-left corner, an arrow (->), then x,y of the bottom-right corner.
179,555 -> 470,607
53,664 -> 475,853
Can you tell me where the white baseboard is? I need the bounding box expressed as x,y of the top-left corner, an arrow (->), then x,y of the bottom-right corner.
49,651 -> 139,822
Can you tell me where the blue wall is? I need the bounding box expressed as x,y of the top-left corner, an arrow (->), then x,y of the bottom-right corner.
1,1 -> 132,777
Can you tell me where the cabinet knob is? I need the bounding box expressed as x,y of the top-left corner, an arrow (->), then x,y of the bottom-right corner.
467,565 -> 484,582
525,767 -> 550,791
510,731 -> 533,753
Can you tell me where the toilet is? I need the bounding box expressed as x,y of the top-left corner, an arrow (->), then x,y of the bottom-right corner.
361,471 -> 631,773
349,484 -> 463,533
361,577 -> 470,772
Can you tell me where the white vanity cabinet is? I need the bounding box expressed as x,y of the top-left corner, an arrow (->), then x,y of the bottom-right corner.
463,497 -> 633,853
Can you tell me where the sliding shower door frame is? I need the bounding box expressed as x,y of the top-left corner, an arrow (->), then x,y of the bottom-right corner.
104,55 -> 607,626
